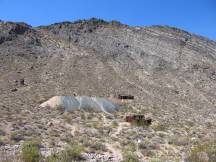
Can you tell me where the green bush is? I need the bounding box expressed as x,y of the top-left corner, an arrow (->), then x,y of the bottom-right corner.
122,151 -> 139,162
21,140 -> 41,162
90,142 -> 106,152
88,18 -> 108,25
64,145 -> 84,160
45,154 -> 59,162
111,20 -> 123,26
151,122 -> 167,131
10,131 -> 24,142
46,144 -> 84,162
111,120 -> 119,128
188,140 -> 216,162
0,136 -> 5,146
168,136 -> 189,146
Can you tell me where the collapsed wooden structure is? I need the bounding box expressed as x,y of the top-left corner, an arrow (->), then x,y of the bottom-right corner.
125,115 -> 152,126
118,94 -> 134,100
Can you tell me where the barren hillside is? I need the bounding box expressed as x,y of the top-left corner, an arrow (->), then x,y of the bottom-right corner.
1,18 -> 216,161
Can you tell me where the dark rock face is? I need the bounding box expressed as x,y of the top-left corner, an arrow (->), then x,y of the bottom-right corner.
0,21 -> 40,46
7,22 -> 31,35
20,79 -> 24,85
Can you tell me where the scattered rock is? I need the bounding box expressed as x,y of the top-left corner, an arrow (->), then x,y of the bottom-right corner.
82,153 -> 114,162
197,152 -> 209,162
11,88 -> 18,92
19,78 -> 25,86
0,130 -> 6,136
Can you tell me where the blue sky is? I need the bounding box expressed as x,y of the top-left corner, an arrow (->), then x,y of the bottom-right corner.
0,0 -> 216,40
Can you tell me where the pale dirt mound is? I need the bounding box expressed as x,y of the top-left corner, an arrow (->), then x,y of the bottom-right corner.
40,96 -> 63,108
40,96 -> 122,113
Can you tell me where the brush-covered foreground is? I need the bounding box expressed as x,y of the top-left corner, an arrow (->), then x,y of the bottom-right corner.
0,104 -> 216,162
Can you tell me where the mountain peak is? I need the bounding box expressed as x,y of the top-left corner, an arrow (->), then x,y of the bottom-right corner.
38,18 -> 126,31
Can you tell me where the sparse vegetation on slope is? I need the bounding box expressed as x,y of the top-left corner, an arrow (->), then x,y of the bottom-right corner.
187,140 -> 216,162
21,139 -> 41,162
0,18 -> 216,161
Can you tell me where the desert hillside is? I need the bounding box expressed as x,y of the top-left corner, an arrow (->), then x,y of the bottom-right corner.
1,18 -> 216,162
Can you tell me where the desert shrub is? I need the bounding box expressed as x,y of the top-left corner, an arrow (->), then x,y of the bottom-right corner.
46,145 -> 84,162
149,158 -> 164,162
46,141 -> 84,162
122,151 -> 139,162
21,139 -> 41,162
45,154 -> 59,162
151,122 -> 167,131
58,146 -> 84,161
187,140 -> 216,162
0,136 -> 5,146
126,142 -> 137,152
131,119 -> 150,127
55,105 -> 65,114
138,142 -> 147,150
0,159 -> 14,162
0,150 -> 20,162
88,18 -> 108,25
64,145 -> 84,160
77,136 -> 91,147
86,121 -> 100,129
87,114 -> 93,120
111,120 -> 119,128
10,131 -> 25,142
168,136 -> 189,146
73,19 -> 84,24
90,142 -> 106,152
80,113 -> 86,120
49,129 -> 60,137
111,20 -> 122,26
0,129 -> 6,136
63,113 -> 72,123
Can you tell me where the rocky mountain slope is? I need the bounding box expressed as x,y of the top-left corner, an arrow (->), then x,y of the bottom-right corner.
1,18 -> 216,161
